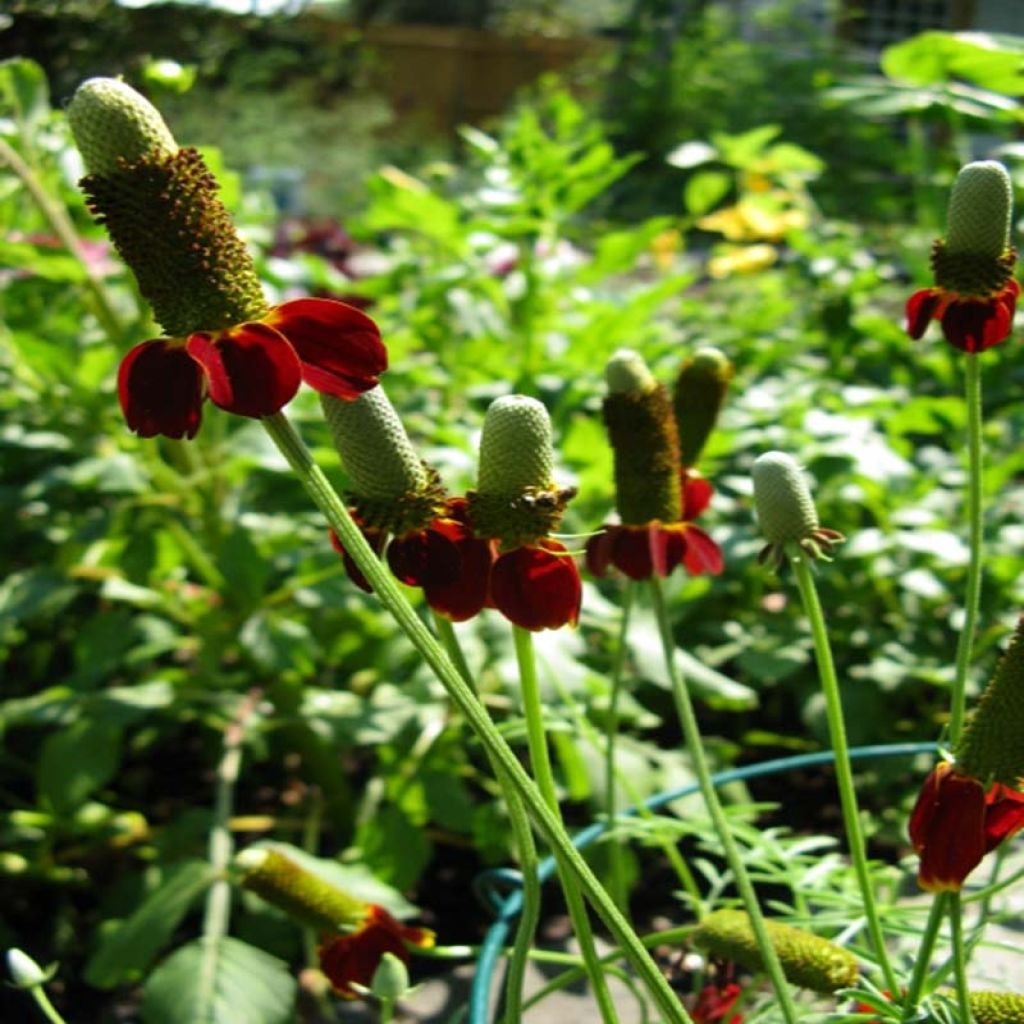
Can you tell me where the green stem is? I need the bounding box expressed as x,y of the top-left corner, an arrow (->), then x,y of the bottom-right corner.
261,413 -> 690,1024
949,354 -> 984,746
432,614 -> 540,1024
513,626 -> 619,1024
901,895 -> 948,1019
25,987 -> 67,1024
789,555 -> 899,993
649,575 -> 800,1024
949,893 -> 973,1024
605,581 -> 634,911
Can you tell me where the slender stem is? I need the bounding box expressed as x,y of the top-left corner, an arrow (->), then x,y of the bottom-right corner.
605,580 -> 635,911
789,555 -> 899,993
260,413 -> 690,1024
901,895 -> 948,1019
197,691 -> 260,1018
949,355 -> 984,746
432,614 -> 540,1024
514,626 -> 619,1024
948,893 -> 973,1024
25,987 -> 67,1024
649,575 -> 800,1024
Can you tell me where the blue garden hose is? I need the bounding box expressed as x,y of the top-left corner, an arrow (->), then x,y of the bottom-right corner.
468,741 -> 938,1024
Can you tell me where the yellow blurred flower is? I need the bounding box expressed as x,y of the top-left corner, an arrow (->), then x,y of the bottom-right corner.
707,243 -> 778,279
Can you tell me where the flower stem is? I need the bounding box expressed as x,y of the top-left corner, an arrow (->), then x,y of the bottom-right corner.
261,412 -> 690,1024
25,987 -> 66,1024
432,614 -> 540,1024
901,895 -> 947,1020
789,554 -> 899,994
949,893 -> 973,1024
949,354 -> 984,747
513,625 -> 619,1024
649,576 -> 800,1024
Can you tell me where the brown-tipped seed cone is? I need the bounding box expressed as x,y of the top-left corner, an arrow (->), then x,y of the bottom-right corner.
237,847 -> 367,933
602,350 -> 681,525
674,347 -> 734,468
957,617 -> 1024,786
691,909 -> 858,994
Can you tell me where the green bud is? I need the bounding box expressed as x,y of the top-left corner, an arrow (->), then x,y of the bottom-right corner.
6,948 -> 53,989
602,349 -> 682,525
692,909 -> 858,994
957,617 -> 1024,786
236,846 -> 366,933
946,161 -> 1013,258
674,347 -> 734,467
370,952 -> 411,1002
68,77 -> 178,175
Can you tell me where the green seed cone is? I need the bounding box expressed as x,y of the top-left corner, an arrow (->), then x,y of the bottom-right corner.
691,909 -> 859,994
674,347 -> 734,468
957,617 -> 1024,786
602,349 -> 681,525
752,452 -> 819,544
470,395 -> 573,546
236,847 -> 367,934
69,77 -> 267,336
966,991 -> 1024,1024
946,162 -> 1013,258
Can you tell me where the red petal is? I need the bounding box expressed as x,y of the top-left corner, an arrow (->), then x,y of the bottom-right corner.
585,528 -> 615,578
318,906 -> 419,999
387,528 -> 461,587
940,298 -> 1008,353
269,298 -> 387,400
905,289 -> 943,340
117,338 -> 205,439
490,541 -> 581,631
983,785 -> 1024,851
423,536 -> 494,622
681,472 -> 714,520
682,526 -> 724,576
187,323 -> 301,417
609,526 -> 655,580
330,527 -> 385,593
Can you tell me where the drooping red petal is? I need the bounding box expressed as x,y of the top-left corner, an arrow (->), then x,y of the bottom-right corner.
983,785 -> 1024,851
269,298 -> 387,400
681,472 -> 714,520
330,526 -> 386,593
652,524 -> 687,577
387,528 -> 462,587
682,525 -> 725,575
423,535 -> 494,622
908,764 -> 987,892
584,527 -> 616,578
187,322 -> 301,417
489,540 -> 581,631
117,338 -> 205,439
905,288 -> 943,340
318,905 -> 432,1000
940,298 -> 1010,353
607,526 -> 654,580
692,981 -> 744,1024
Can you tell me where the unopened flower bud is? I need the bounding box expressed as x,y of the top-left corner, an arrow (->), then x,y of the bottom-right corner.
752,451 -> 843,569
369,952 -> 411,1001
691,909 -> 858,994
6,948 -> 52,989
470,395 -> 574,547
957,616 -> 1024,786
603,349 -> 681,526
674,347 -> 734,467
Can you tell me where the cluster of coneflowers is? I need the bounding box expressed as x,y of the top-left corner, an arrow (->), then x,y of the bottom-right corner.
61,75 -> 1024,1021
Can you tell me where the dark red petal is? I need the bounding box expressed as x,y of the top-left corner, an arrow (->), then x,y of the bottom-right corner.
330,527 -> 386,593
584,527 -> 616,578
269,298 -> 387,400
318,907 -> 410,999
940,299 -> 1008,354
908,765 -> 987,892
905,289 -> 943,340
682,526 -> 725,576
983,785 -> 1024,851
117,338 -> 205,439
490,541 -> 582,631
609,526 -> 655,580
681,472 -> 714,520
692,981 -> 743,1024
653,525 -> 688,577
423,536 -> 494,622
186,323 -> 301,417
387,528 -> 461,587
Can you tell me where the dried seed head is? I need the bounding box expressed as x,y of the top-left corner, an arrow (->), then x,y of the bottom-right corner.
957,617 -> 1024,786
236,846 -> 367,933
691,909 -> 858,994
602,349 -> 681,525
674,346 -> 734,467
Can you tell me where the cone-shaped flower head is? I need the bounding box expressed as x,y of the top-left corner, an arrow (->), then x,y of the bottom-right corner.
674,346 -> 734,468
906,160 -> 1018,353
68,77 -> 386,438
691,909 -> 858,994
966,992 -> 1024,1024
752,452 -> 844,569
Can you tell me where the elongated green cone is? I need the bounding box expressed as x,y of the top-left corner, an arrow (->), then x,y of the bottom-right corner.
957,617 -> 1024,786
469,395 -> 575,548
321,389 -> 444,533
673,347 -> 734,468
602,348 -> 681,526
692,909 -> 858,994
236,847 -> 367,933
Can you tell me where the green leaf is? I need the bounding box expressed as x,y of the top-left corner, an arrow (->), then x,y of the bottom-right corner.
0,58 -> 50,135
84,860 -> 216,988
882,31 -> 1024,95
37,719 -> 123,814
140,937 -> 296,1024
355,805 -> 431,891
684,170 -> 732,217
